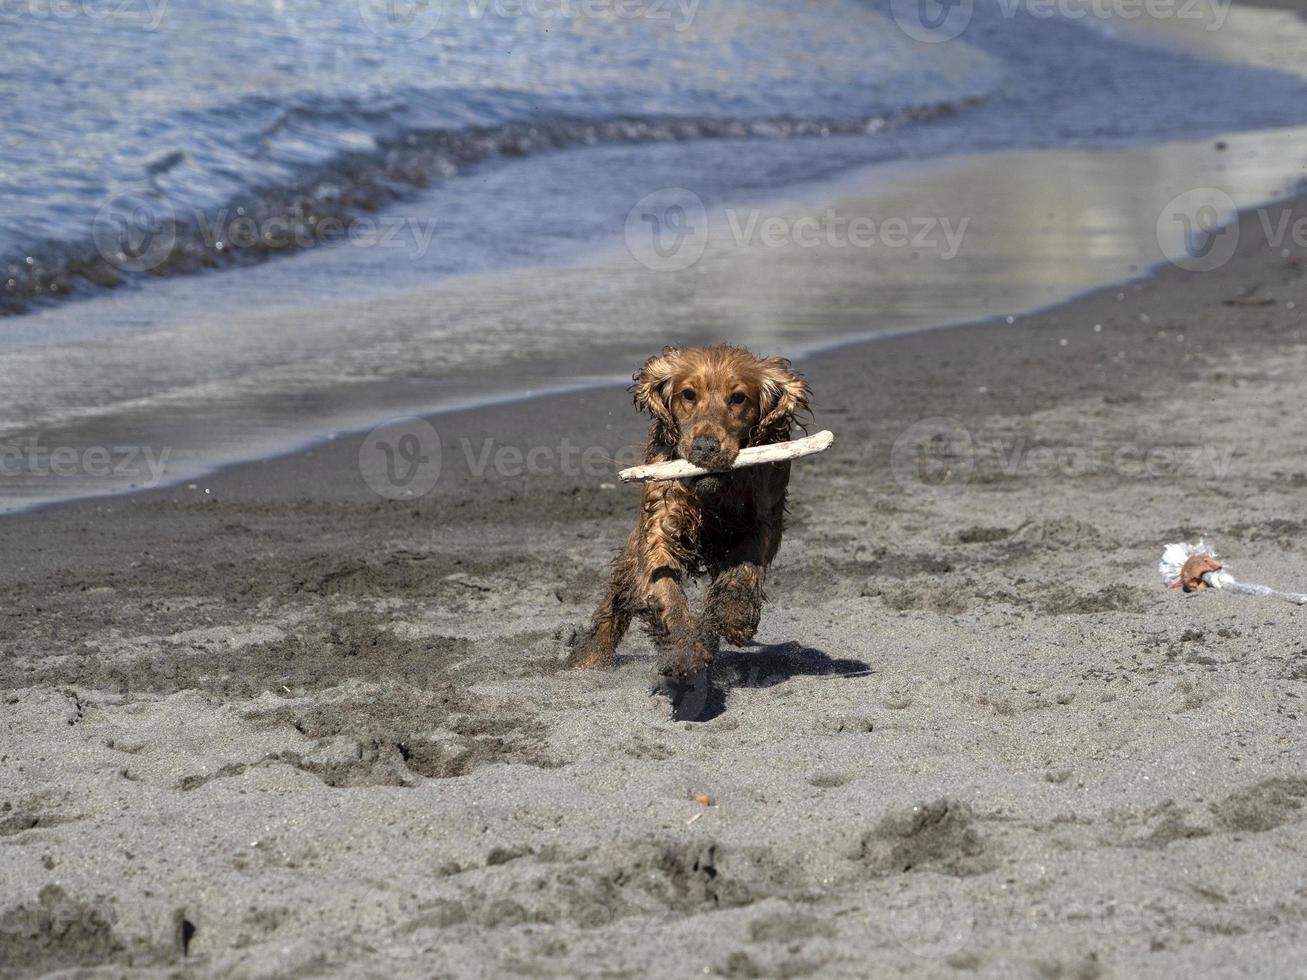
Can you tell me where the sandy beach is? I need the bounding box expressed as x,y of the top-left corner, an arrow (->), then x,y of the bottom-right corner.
7,0 -> 1307,975
4,162 -> 1307,978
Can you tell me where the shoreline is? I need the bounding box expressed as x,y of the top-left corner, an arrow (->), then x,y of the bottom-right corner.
8,115 -> 1307,515
9,0 -> 1307,518
5,168 -> 1307,564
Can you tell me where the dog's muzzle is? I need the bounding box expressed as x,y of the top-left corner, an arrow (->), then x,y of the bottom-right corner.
686,436 -> 732,470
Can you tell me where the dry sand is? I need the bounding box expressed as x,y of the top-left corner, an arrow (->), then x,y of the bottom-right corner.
4,185 -> 1307,977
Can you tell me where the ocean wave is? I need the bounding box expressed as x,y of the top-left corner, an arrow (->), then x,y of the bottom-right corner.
0,98 -> 982,316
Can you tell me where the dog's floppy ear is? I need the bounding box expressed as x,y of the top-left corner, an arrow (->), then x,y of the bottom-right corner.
631,347 -> 682,436
756,356 -> 811,439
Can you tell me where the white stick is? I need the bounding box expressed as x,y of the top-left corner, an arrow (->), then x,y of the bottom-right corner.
619,430 -> 835,483
1203,570 -> 1307,606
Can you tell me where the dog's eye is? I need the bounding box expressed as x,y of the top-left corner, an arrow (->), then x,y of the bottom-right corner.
681,389 -> 696,402
729,392 -> 747,405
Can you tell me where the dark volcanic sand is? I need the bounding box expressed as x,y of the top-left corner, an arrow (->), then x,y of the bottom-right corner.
4,190 -> 1307,977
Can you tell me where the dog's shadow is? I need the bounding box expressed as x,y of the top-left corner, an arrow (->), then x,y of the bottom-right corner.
652,641 -> 872,723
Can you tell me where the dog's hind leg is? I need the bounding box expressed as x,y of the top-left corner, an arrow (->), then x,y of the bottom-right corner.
568,536 -> 638,669
568,590 -> 632,669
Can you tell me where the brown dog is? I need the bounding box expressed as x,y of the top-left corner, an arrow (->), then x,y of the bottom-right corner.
568,344 -> 811,677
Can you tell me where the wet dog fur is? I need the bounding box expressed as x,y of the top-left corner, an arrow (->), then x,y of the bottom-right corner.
568,344 -> 811,677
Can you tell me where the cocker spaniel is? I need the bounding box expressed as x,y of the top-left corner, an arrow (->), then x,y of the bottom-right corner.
568,344 -> 811,677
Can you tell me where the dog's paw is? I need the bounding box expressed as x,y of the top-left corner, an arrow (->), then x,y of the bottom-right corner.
715,598 -> 761,646
565,627 -> 615,670
707,567 -> 765,645
655,625 -> 716,678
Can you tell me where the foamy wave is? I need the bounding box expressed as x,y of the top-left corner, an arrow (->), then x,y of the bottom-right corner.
0,100 -> 981,315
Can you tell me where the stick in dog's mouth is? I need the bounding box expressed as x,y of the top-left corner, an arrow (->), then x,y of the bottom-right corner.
618,430 -> 835,483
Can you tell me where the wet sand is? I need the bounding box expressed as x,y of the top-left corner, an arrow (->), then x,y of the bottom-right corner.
3,171 -> 1307,977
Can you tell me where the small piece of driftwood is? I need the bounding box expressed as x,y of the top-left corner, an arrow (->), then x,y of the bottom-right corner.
619,430 -> 835,483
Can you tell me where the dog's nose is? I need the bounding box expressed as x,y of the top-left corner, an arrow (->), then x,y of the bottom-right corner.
690,436 -> 721,457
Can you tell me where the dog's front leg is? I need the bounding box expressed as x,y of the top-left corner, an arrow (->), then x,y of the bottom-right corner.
646,568 -> 715,677
705,528 -> 773,647
638,501 -> 714,678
